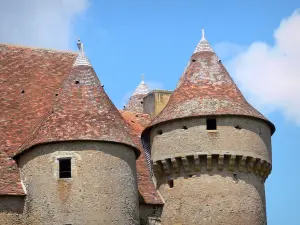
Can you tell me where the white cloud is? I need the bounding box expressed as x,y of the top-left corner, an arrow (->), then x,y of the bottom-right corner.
228,10 -> 300,124
0,0 -> 90,49
214,42 -> 246,60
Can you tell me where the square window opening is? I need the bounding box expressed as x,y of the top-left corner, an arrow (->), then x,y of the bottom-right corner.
168,179 -> 174,188
59,158 -> 72,178
206,118 -> 217,130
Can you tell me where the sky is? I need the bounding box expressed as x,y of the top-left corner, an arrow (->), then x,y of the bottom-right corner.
0,0 -> 299,224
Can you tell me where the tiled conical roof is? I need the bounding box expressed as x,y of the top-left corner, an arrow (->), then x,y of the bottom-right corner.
144,30 -> 275,134
124,75 -> 150,113
16,41 -> 139,157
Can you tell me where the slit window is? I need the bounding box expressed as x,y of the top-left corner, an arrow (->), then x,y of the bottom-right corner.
59,158 -> 72,178
206,118 -> 217,130
168,179 -> 174,188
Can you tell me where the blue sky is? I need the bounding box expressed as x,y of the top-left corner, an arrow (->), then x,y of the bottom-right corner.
1,0 -> 299,224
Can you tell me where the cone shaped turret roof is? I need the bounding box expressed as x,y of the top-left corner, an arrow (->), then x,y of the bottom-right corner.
144,30 -> 275,134
124,74 -> 150,113
16,40 -> 139,157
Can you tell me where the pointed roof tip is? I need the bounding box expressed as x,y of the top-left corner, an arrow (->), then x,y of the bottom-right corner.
141,73 -> 145,84
194,29 -> 214,53
132,74 -> 150,96
73,38 -> 92,67
201,29 -> 205,40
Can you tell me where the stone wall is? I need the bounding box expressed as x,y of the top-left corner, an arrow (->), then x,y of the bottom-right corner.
150,116 -> 271,162
150,116 -> 272,225
0,196 -> 24,225
139,204 -> 162,225
143,90 -> 172,119
17,141 -> 139,225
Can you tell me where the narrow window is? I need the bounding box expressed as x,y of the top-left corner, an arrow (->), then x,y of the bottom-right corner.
59,158 -> 71,178
168,179 -> 174,188
206,118 -> 217,130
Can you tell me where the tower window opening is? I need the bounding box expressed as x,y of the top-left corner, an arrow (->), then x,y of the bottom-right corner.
168,179 -> 174,188
206,118 -> 217,130
233,173 -> 238,179
75,80 -> 79,84
59,158 -> 72,178
234,125 -> 241,130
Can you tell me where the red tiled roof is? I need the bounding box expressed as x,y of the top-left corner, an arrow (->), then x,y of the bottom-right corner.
144,40 -> 275,134
0,44 -> 77,195
16,64 -> 139,157
0,44 -> 138,195
0,151 -> 25,195
120,110 -> 163,205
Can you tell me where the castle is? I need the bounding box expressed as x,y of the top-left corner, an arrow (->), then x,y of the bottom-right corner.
0,31 -> 274,225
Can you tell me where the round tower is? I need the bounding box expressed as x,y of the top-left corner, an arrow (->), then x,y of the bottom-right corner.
124,74 -> 150,113
14,40 -> 140,225
142,30 -> 275,225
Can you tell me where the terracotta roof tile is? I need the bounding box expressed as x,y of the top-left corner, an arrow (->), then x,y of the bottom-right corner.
144,36 -> 275,134
16,56 -> 139,157
0,151 -> 25,195
0,44 -> 138,195
120,110 -> 163,205
0,44 -> 77,195
124,80 -> 150,113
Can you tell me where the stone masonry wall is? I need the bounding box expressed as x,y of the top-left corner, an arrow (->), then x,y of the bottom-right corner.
139,204 -> 162,225
150,116 -> 272,225
0,196 -> 25,225
17,141 -> 139,225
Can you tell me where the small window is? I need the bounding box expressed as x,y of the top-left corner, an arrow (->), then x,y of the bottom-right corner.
167,179 -> 174,188
59,158 -> 71,178
157,130 -> 163,135
206,118 -> 217,130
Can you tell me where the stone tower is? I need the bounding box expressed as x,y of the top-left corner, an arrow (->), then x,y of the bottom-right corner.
14,40 -> 140,225
124,75 -> 150,113
142,30 -> 275,225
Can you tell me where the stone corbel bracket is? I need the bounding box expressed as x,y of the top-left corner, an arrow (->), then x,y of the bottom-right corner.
153,153 -> 271,181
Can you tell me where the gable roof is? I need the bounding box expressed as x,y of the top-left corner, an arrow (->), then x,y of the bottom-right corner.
120,110 -> 163,205
143,32 -> 275,134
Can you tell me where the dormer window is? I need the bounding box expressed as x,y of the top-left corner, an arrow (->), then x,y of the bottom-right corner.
58,158 -> 72,178
206,118 -> 217,130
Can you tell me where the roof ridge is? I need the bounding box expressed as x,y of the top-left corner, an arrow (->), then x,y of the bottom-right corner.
0,43 -> 77,55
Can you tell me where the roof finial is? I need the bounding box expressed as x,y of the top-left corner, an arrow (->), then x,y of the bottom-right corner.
141,73 -> 145,84
73,37 -> 91,67
202,29 -> 205,39
77,37 -> 84,54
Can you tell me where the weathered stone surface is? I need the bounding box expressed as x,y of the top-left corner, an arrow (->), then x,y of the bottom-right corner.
149,116 -> 271,225
150,117 -> 271,163
0,196 -> 24,225
17,141 -> 139,225
139,204 -> 162,225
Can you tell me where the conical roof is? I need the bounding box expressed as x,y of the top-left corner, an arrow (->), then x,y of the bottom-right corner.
144,30 -> 275,134
124,75 -> 150,113
16,40 -> 139,157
